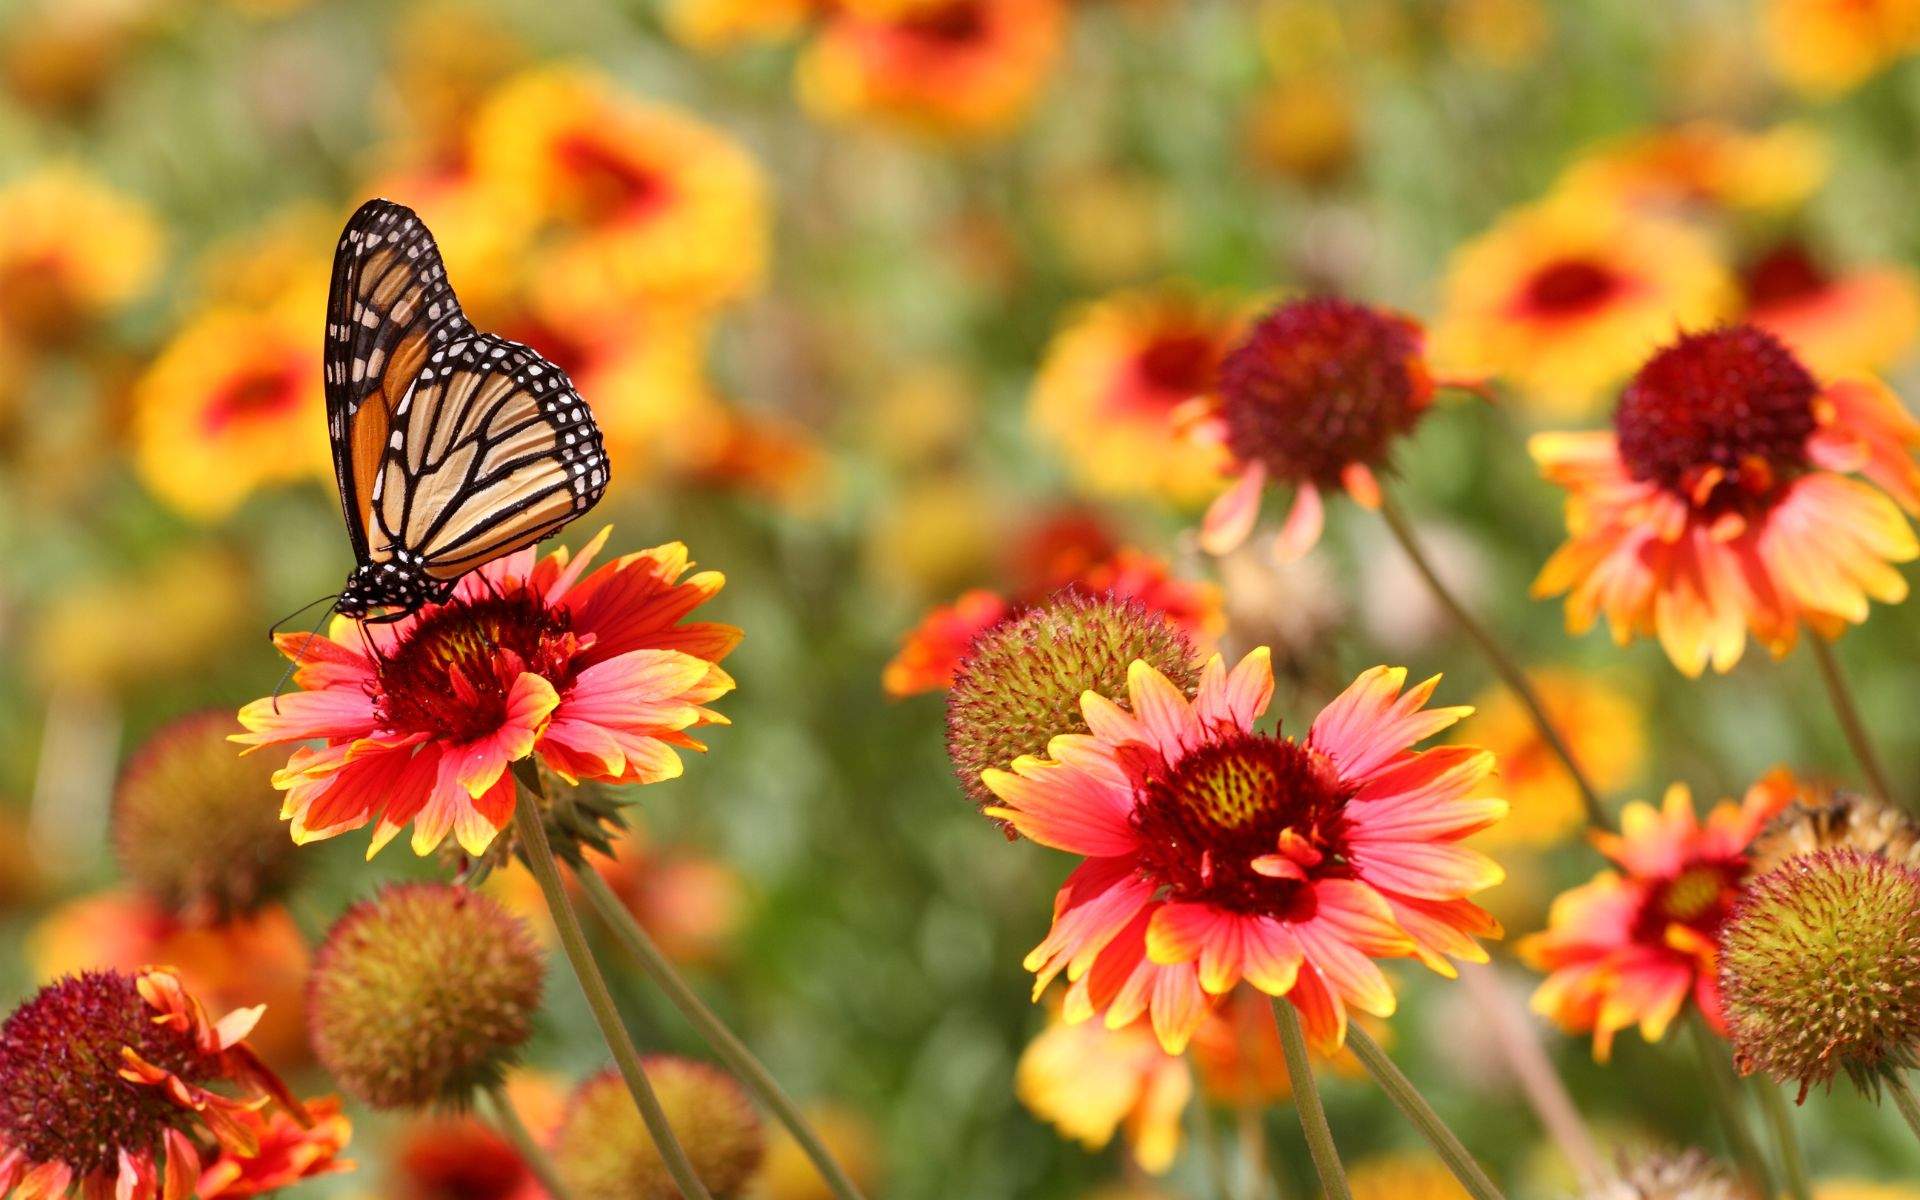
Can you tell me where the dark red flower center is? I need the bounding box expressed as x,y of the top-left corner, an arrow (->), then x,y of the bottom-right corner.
554,132 -> 670,226
1742,241 -> 1832,310
201,357 -> 304,435
1613,325 -> 1818,516
1216,297 -> 1430,489
1633,860 -> 1743,946
397,1119 -> 534,1200
0,972 -> 213,1176
900,1 -> 989,44
1127,331 -> 1219,413
1519,257 -> 1623,318
1130,731 -> 1353,918
375,589 -> 581,744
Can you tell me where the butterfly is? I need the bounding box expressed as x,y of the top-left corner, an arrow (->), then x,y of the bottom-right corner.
323,198 -> 609,622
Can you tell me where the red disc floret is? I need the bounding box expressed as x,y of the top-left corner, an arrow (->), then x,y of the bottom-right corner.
374,588 -> 582,744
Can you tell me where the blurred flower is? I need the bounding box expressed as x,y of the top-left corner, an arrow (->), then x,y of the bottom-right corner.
309,882 -> 544,1109
1746,768 -> 1920,878
130,295 -> 329,520
1347,1153 -> 1470,1199
1555,122 -> 1828,217
470,66 -> 768,322
377,0 -> 527,175
30,543 -> 251,695
866,472 -> 1003,594
1465,670 -> 1643,851
1430,197 -> 1734,418
1532,326 -> 1920,676
1818,1185 -> 1920,1200
797,0 -> 1067,141
0,0 -> 165,117
1030,287 -> 1237,505
29,891 -> 312,1067
1192,297 -> 1439,562
1520,781 -> 1788,1059
1764,0 -> 1920,97
576,833 -> 749,968
1016,1010 -> 1191,1173
1719,849 -> 1920,1100
664,0 -> 817,49
750,1104 -> 882,1200
0,166 -> 161,351
1740,240 -> 1920,378
0,967 -> 346,1199
236,533 -> 738,858
1584,1150 -> 1750,1200
1041,170 -> 1178,286
553,1058 -> 764,1199
1243,75 -> 1360,188
1443,0 -> 1551,69
987,654 -> 1503,1052
388,1114 -> 545,1200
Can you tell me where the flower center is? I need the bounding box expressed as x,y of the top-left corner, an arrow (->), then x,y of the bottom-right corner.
0,972 -> 212,1176
398,1121 -> 534,1200
201,357 -> 304,435
1742,241 -> 1831,309
374,590 -> 580,743
1130,731 -> 1353,917
1613,325 -> 1817,515
901,1 -> 989,44
1129,332 -> 1219,412
1635,861 -> 1740,944
1216,297 -> 1430,489
1519,257 -> 1622,318
554,132 -> 671,226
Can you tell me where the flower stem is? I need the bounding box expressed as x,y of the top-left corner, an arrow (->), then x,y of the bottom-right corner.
1457,963 -> 1602,1186
1807,635 -> 1899,811
1889,1073 -> 1920,1144
576,867 -> 870,1200
484,1085 -> 573,1200
1271,998 -> 1350,1200
1375,490 -> 1608,832
1687,1014 -> 1772,1195
1750,1078 -> 1810,1200
1344,1024 -> 1505,1200
510,764 -> 713,1200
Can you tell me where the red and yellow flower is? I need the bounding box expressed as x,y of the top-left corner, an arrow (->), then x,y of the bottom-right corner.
1430,196 -> 1734,417
0,165 -> 161,352
235,531 -> 738,858
1519,781 -> 1789,1058
1532,324 -> 1920,676
1030,287 -> 1239,505
985,651 -> 1504,1052
1740,241 -> 1920,379
1764,0 -> 1920,97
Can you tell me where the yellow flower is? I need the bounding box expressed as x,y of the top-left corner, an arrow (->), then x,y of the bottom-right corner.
0,0 -> 165,117
1244,74 -> 1360,188
0,166 -> 161,349
1031,287 -> 1238,505
1555,121 -> 1829,216
1464,670 -> 1643,850
1349,1153 -> 1470,1200
131,293 -> 329,520
797,0 -> 1067,141
1765,0 -> 1920,96
756,1105 -> 883,1200
1818,1184 -> 1920,1200
1015,1013 -> 1191,1174
470,65 -> 769,321
1429,195 -> 1735,418
664,0 -> 816,49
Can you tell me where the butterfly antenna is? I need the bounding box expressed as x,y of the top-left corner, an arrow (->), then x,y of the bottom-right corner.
267,595 -> 341,715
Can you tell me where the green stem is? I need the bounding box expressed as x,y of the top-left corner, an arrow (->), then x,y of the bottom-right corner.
1376,490 -> 1608,832
1808,635 -> 1900,811
1344,1024 -> 1504,1200
1271,999 -> 1349,1200
510,764 -> 712,1200
1688,1015 -> 1771,1195
576,868 -> 869,1200
1751,1078 -> 1810,1200
484,1085 -> 573,1200
1889,1073 -> 1920,1145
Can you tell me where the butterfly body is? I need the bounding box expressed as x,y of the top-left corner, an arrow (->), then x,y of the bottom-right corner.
324,199 -> 609,620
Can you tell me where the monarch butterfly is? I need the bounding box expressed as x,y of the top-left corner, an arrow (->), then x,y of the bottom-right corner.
324,198 -> 608,621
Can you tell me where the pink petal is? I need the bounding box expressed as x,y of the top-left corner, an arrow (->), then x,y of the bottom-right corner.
1272,484 -> 1324,562
1200,464 -> 1265,555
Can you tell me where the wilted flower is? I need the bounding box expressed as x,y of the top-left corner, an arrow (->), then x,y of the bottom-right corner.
1745,770 -> 1920,879
235,532 -> 737,858
309,883 -> 544,1109
552,1058 -> 764,1199
1532,325 -> 1920,676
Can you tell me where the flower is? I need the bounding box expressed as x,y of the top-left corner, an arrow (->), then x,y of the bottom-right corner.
235,531 -> 738,858
1243,74 -> 1360,188
1531,325 -> 1920,676
1740,241 -> 1920,378
1463,670 -> 1644,851
1030,287 -> 1239,505
130,296 -> 330,521
0,967 -> 346,1200
1720,849 -> 1920,1100
662,0 -> 816,49
552,1058 -> 764,1199
1763,0 -> 1920,96
1745,769 -> 1920,878
1429,197 -> 1734,417
1015,1010 -> 1191,1173
309,883 -> 544,1109
469,66 -> 766,323
1190,297 -> 1440,562
985,653 -> 1504,1052
1347,1153 -> 1471,1200
574,835 -> 747,968
1554,121 -> 1828,216
1519,781 -> 1788,1058
113,710 -> 302,921
0,166 -> 161,351
796,0 -> 1067,141
754,1105 -> 881,1200
388,1113 -> 546,1200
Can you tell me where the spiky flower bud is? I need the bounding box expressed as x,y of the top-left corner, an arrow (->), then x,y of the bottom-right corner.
1746,787 -> 1920,880
552,1057 -> 764,1200
113,710 -> 299,919
946,590 -> 1199,808
1583,1150 -> 1754,1200
1719,849 -> 1920,1100
452,769 -> 637,883
309,882 -> 544,1109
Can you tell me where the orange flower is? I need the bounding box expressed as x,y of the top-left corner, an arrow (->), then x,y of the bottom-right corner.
1741,240 -> 1920,379
1533,325 -> 1920,676
1519,781 -> 1789,1058
1463,670 -> 1644,850
1030,287 -> 1238,505
387,1113 -> 547,1200
1764,0 -> 1920,96
197,1098 -> 353,1199
797,0 -> 1067,141
1554,121 -> 1828,216
0,166 -> 161,351
572,834 -> 748,968
1430,196 -> 1734,417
